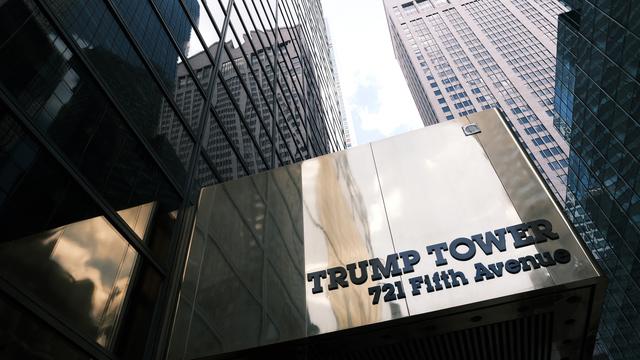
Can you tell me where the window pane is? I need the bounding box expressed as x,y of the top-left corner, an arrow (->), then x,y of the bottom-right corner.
0,107 -> 137,349
45,0 -> 194,186
0,1 -> 182,261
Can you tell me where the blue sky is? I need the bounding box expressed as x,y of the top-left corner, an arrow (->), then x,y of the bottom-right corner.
322,0 -> 423,145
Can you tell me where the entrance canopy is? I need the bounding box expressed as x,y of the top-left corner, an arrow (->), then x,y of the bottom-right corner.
169,109 -> 605,360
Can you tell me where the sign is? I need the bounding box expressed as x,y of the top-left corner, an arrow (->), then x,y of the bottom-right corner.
307,219 -> 573,304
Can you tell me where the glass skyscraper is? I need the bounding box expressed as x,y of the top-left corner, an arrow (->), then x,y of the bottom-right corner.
554,1 -> 640,358
0,0 -> 345,359
383,0 -> 571,199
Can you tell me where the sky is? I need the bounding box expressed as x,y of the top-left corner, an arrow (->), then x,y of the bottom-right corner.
322,0 -> 423,146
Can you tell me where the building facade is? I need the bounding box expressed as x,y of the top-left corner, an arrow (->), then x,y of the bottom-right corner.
553,1 -> 640,358
383,0 -> 571,199
0,0 -> 345,359
326,20 -> 355,148
168,109 -> 607,360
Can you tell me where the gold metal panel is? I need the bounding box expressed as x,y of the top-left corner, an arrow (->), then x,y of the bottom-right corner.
172,110 -> 604,359
470,110 -> 600,284
302,145 -> 409,335
369,111 -> 599,316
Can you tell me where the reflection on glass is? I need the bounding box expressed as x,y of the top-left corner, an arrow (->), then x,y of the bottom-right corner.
169,165 -> 304,359
0,0 -> 184,263
0,208 -> 141,348
116,202 -> 156,240
303,146 -> 408,334
40,0 -> 194,185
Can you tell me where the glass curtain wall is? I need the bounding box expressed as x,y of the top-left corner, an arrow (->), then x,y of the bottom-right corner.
0,0 -> 345,359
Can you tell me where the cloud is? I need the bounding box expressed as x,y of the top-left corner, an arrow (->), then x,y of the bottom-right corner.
322,0 -> 423,144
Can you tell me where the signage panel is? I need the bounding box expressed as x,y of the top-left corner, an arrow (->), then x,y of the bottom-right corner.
169,109 -> 605,360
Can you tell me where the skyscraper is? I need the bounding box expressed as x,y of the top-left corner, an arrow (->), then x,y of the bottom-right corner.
383,0 -> 570,199
0,0 -> 345,359
554,1 -> 640,358
325,18 -> 355,148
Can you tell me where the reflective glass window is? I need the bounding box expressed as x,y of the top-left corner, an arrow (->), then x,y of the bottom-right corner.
0,4 -> 182,261
45,0 -> 194,186
0,106 -> 137,349
112,0 -> 209,133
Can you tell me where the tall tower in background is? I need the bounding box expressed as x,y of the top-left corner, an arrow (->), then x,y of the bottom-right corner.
325,18 -> 354,148
554,1 -> 640,358
383,0 -> 570,199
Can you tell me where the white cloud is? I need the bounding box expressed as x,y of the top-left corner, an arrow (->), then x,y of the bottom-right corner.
322,0 -> 423,144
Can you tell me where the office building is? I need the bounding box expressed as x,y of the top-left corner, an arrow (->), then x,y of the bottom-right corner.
0,0 -> 345,359
325,19 -> 354,148
553,1 -> 640,358
383,0 -> 571,199
168,109 -> 606,359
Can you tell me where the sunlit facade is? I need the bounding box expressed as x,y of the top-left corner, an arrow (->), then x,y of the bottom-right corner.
383,0 -> 571,199
0,0 -> 345,359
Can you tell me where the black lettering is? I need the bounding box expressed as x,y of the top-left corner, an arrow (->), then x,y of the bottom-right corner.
505,259 -> 521,274
507,223 -> 535,249
368,286 -> 381,305
307,270 -> 327,294
474,262 -> 495,282
426,242 -> 449,266
382,283 -> 396,302
535,252 -> 556,267
432,272 -> 444,291
408,276 -> 424,296
441,270 -> 452,288
554,249 -> 571,264
399,250 -> 421,273
424,275 -> 435,293
488,262 -> 504,277
518,255 -> 541,271
346,260 -> 369,285
528,219 -> 559,241
472,228 -> 507,255
369,254 -> 402,281
395,281 -> 406,299
450,237 -> 476,261
448,269 -> 469,286
327,267 -> 349,290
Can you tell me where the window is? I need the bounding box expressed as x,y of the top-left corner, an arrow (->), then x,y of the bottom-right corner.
524,125 -> 545,134
540,146 -> 563,158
